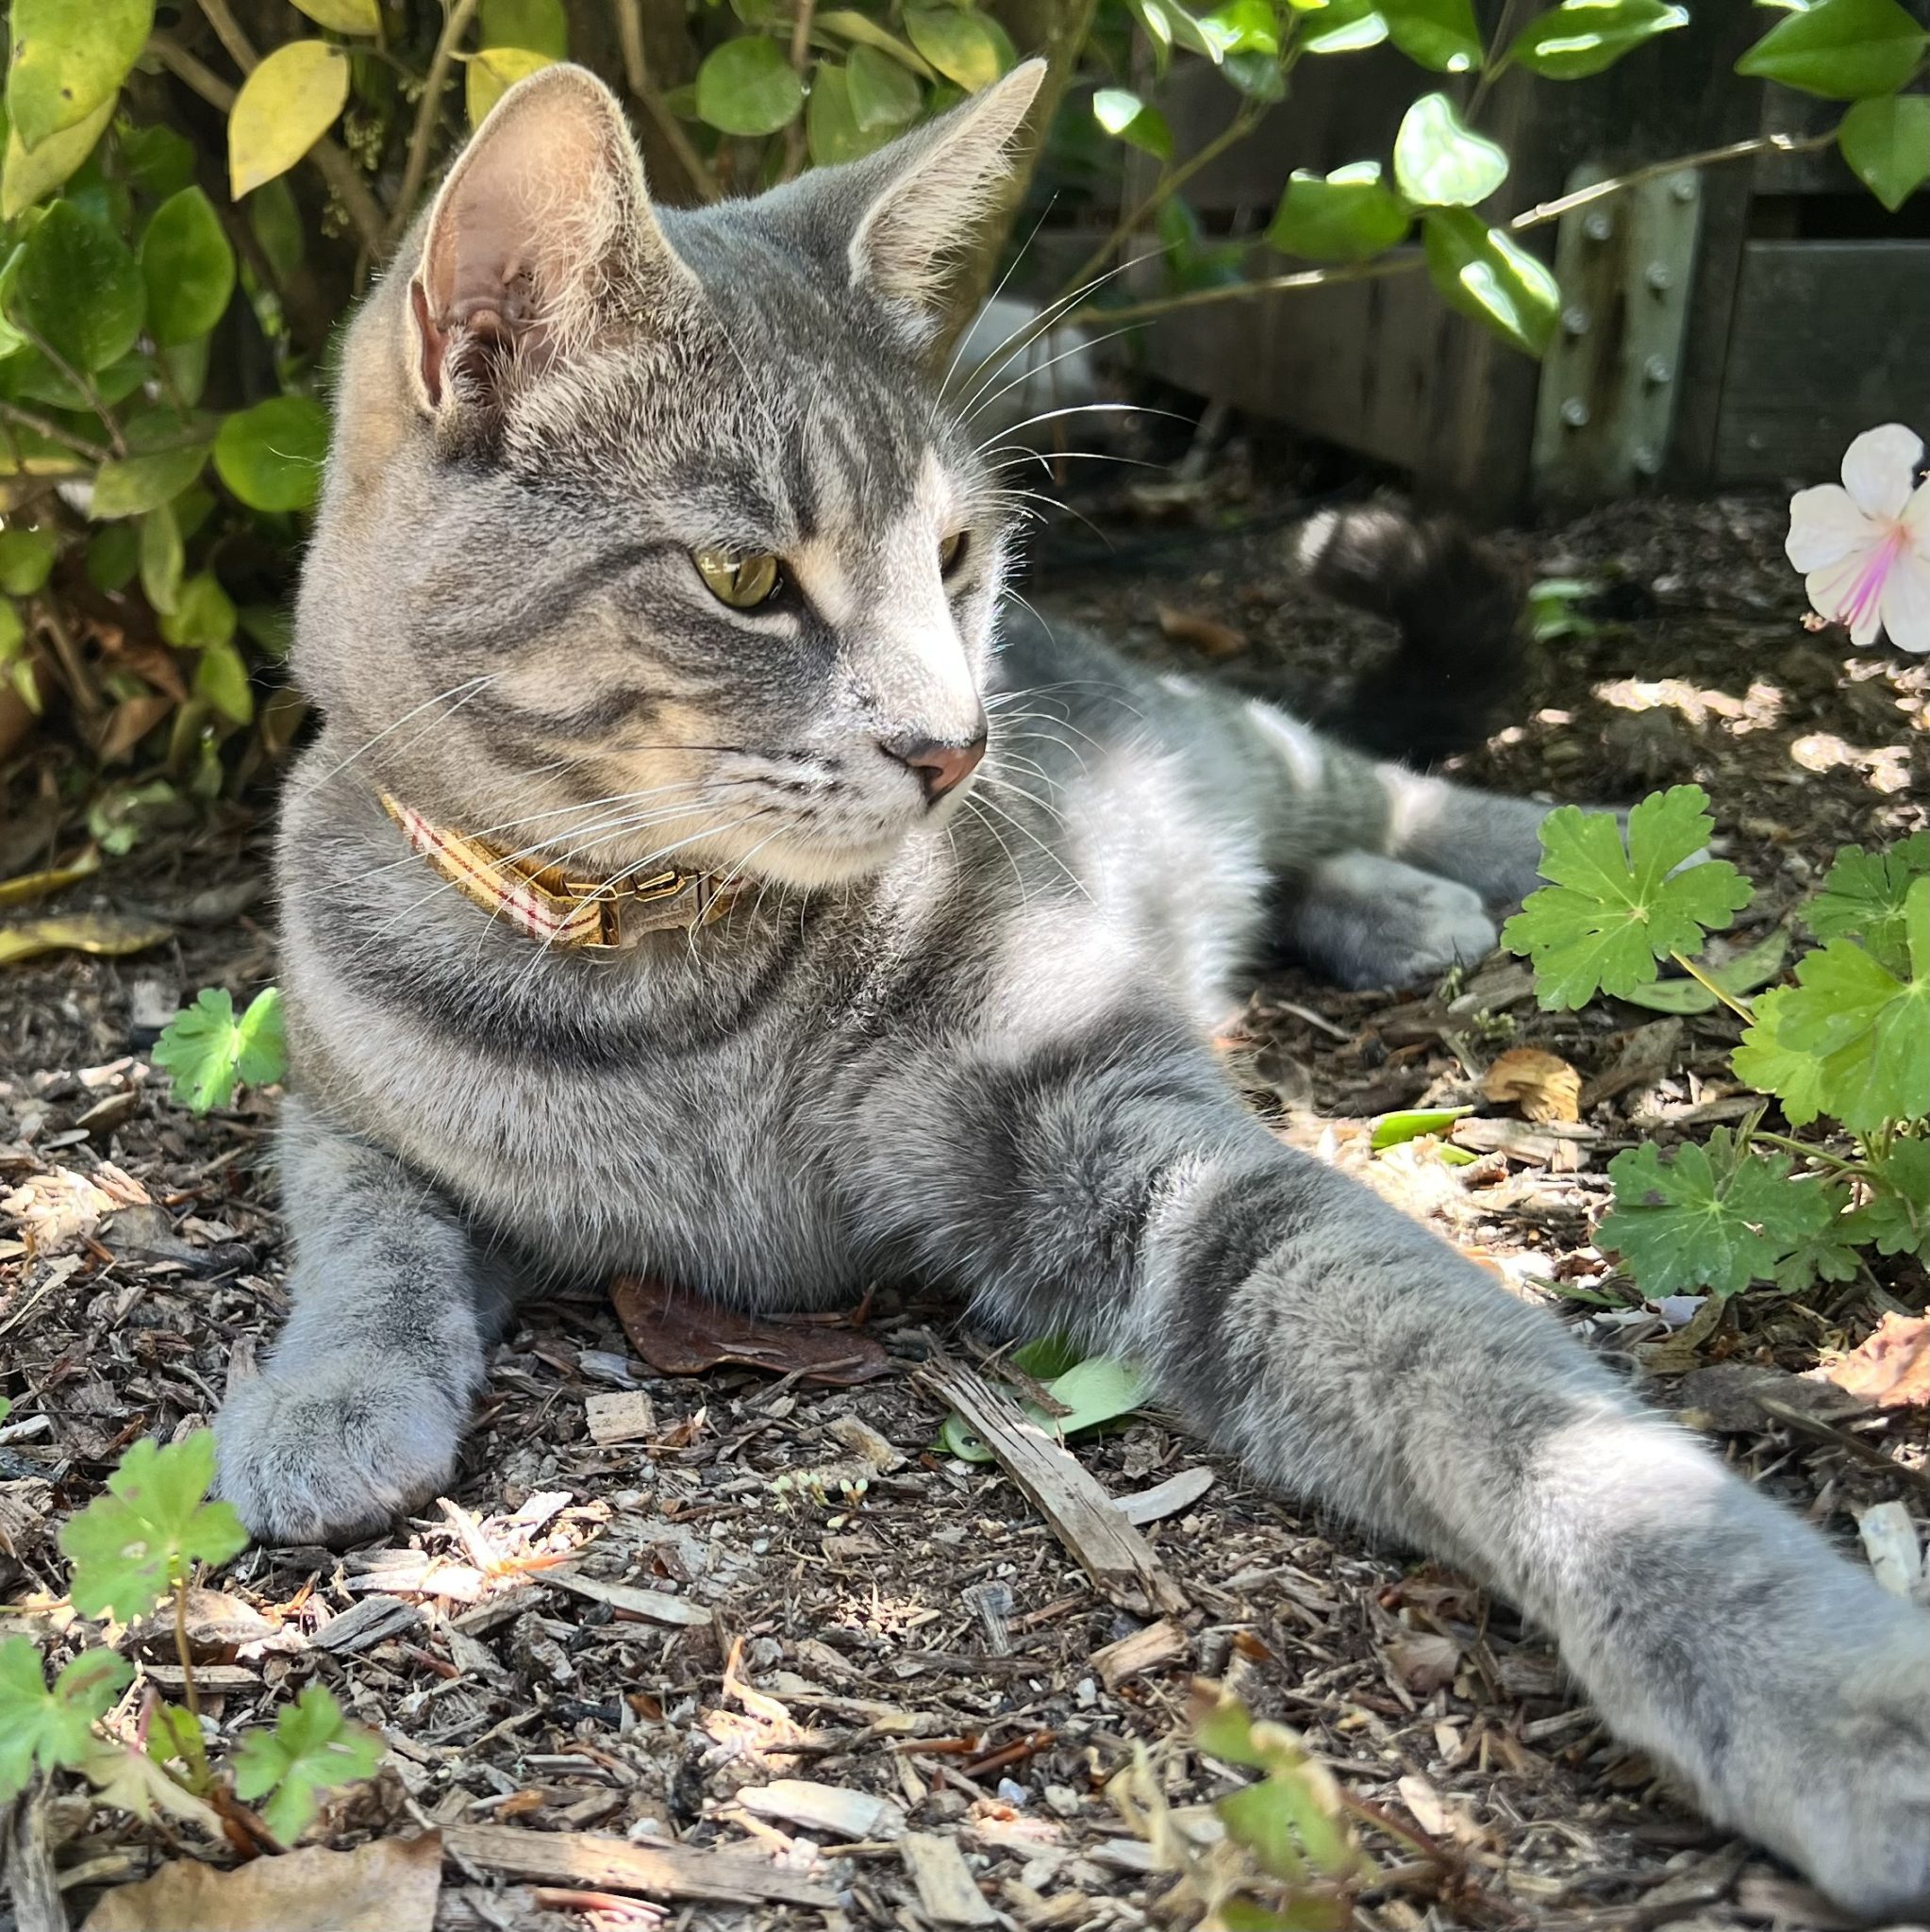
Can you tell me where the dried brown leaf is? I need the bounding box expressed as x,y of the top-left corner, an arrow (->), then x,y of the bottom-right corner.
1156,605 -> 1246,658
1812,1312 -> 1928,1411
1479,1047 -> 1582,1124
612,1274 -> 890,1386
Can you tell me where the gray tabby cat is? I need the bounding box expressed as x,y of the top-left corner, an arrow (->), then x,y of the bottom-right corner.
213,62 -> 1930,1914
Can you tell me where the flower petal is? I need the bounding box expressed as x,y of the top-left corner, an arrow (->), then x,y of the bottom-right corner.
1786,483 -> 1871,572
1839,423 -> 1923,520
1877,543 -> 1930,655
1806,540 -> 1888,646
1904,478 -> 1930,558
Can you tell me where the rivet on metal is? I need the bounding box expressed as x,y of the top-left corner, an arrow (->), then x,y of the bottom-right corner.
1562,306 -> 1590,337
1644,355 -> 1672,385
1645,262 -> 1672,292
1634,445 -> 1663,475
1670,172 -> 1698,204
1561,397 -> 1590,428
1583,210 -> 1613,242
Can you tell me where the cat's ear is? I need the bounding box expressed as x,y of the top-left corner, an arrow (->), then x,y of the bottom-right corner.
407,63 -> 695,414
833,61 -> 1046,342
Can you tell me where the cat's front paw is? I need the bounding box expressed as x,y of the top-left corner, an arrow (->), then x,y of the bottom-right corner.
214,1365 -> 464,1546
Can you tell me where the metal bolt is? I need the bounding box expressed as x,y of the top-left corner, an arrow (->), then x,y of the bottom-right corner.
1634,445 -> 1663,475
1644,355 -> 1672,385
1562,305 -> 1590,337
1583,210 -> 1613,242
1561,397 -> 1590,429
1670,172 -> 1698,204
1645,261 -> 1673,292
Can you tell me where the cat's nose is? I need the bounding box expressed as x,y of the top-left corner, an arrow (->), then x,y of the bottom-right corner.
882,727 -> 988,804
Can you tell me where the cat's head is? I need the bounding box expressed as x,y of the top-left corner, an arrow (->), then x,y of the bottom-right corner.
301,59 -> 1044,890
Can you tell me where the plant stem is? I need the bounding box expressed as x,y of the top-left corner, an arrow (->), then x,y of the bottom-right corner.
0,319 -> 126,457
1751,1131 -> 1876,1182
615,0 -> 722,204
172,1576 -> 201,1721
1667,950 -> 1757,1024
1071,127 -> 1838,327
0,400 -> 109,463
781,0 -> 819,182
388,0 -> 485,252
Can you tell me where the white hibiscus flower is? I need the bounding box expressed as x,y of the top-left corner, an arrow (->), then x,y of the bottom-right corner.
1785,423 -> 1930,654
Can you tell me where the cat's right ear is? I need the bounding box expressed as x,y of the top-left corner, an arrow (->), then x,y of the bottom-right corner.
407,64 -> 696,416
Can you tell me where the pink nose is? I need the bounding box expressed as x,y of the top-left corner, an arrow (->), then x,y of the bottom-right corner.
884,731 -> 987,804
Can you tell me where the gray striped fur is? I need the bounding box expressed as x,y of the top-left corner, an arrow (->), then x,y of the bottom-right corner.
215,64 -> 1930,1915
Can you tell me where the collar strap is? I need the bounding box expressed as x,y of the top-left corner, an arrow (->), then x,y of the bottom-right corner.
379,793 -> 741,949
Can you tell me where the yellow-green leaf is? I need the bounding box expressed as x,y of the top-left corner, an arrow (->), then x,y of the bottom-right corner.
291,0 -> 383,32
227,42 -> 352,201
816,10 -> 938,78
904,8 -> 1007,88
0,94 -> 114,219
5,0 -> 153,151
195,637 -> 254,725
466,45 -> 557,126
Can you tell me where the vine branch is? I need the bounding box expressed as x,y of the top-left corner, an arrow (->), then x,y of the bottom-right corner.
388,0 -> 485,251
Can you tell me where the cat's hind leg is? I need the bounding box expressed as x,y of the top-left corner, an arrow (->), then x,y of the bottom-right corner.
1276,848 -> 1498,989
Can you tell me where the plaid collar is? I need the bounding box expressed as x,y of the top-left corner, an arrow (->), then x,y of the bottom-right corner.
380,793 -> 741,950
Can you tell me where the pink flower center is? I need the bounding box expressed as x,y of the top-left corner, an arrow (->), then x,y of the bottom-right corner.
1837,520 -> 1905,633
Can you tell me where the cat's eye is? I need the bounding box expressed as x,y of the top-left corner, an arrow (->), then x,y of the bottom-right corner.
693,548 -> 782,608
939,530 -> 969,577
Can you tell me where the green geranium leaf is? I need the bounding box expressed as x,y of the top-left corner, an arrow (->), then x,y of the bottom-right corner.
232,1684 -> 384,1845
6,201 -> 144,374
1268,162 -> 1412,260
214,395 -> 330,513
0,528 -> 57,596
1838,94 -> 1930,210
0,95 -> 115,219
0,1639 -> 133,1802
1501,787 -> 1753,1008
696,37 -> 805,136
1394,92 -> 1508,206
1506,0 -> 1688,79
1599,1131 -> 1847,1297
846,43 -> 923,132
5,0 -> 153,153
1093,87 -> 1173,159
1737,0 -> 1928,99
140,189 -> 236,347
1843,1136 -> 1928,1261
59,1432 -> 247,1622
151,984 -> 286,1113
1732,880 -> 1930,1132
904,8 -> 1007,88
1804,832 -> 1927,974
1302,0 -> 1389,56
1383,0 -> 1483,72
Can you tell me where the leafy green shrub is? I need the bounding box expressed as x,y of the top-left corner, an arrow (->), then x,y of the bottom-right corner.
0,1425 -> 380,1841
1504,791 -> 1928,1300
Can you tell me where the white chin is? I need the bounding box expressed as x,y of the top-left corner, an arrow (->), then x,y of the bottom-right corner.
719,824 -> 918,891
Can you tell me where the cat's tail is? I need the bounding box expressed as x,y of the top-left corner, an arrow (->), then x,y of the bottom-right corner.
1296,504 -> 1530,768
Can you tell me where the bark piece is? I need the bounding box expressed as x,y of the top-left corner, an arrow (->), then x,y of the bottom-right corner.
915,1359 -> 1188,1617
1091,1616 -> 1190,1690
310,1593 -> 421,1654
541,1567 -> 710,1626
900,1830 -> 999,1926
585,1390 -> 657,1445
738,1777 -> 907,1840
1115,1465 -> 1215,1526
440,1824 -> 836,1907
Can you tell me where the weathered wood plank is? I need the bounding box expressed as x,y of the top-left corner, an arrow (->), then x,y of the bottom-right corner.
440,1824 -> 837,1907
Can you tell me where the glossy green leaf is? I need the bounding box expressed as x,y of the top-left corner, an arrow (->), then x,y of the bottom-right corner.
5,201 -> 144,372
1267,162 -> 1412,259
1394,92 -> 1508,205
86,524 -> 139,592
227,41 -> 352,199
140,190 -> 236,347
904,8 -> 1007,88
5,0 -> 153,152
466,45 -> 557,125
1838,92 -> 1930,210
696,37 -> 805,136
1204,0 -> 1280,56
248,178 -> 307,283
138,504 -> 183,615
158,571 -> 237,652
1622,927 -> 1789,1013
0,93 -> 114,218
0,1639 -> 133,1803
60,1432 -> 247,1621
151,985 -> 286,1112
806,65 -> 881,165
1422,207 -> 1560,355
1371,1105 -> 1473,1150
1302,0 -> 1389,54
940,1350 -> 1149,1461
1384,0 -> 1483,72
214,395 -> 330,512
1506,0 -> 1689,79
119,124 -> 198,198
846,43 -> 923,131
232,1684 -> 383,1845
195,638 -> 254,725
1501,788 -> 1753,1007
1737,0 -> 1929,98
815,12 -> 937,79
1093,87 -> 1173,159
0,528 -> 57,596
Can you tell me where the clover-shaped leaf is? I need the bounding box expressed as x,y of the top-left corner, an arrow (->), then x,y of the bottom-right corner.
232,1683 -> 384,1843
59,1431 -> 247,1623
1502,787 -> 1754,1009
151,985 -> 286,1114
0,1638 -> 133,1801
1597,1130 -> 1850,1298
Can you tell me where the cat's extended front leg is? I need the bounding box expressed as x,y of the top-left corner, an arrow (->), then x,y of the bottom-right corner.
215,1096 -> 511,1545
852,1011 -> 1930,1917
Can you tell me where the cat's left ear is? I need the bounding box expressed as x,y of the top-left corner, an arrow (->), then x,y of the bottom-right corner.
779,61 -> 1045,345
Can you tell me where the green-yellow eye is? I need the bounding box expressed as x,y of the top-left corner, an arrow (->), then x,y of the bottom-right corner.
693,548 -> 782,608
939,530 -> 968,576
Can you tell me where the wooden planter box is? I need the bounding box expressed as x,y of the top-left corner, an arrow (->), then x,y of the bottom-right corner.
1128,10 -> 1930,517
